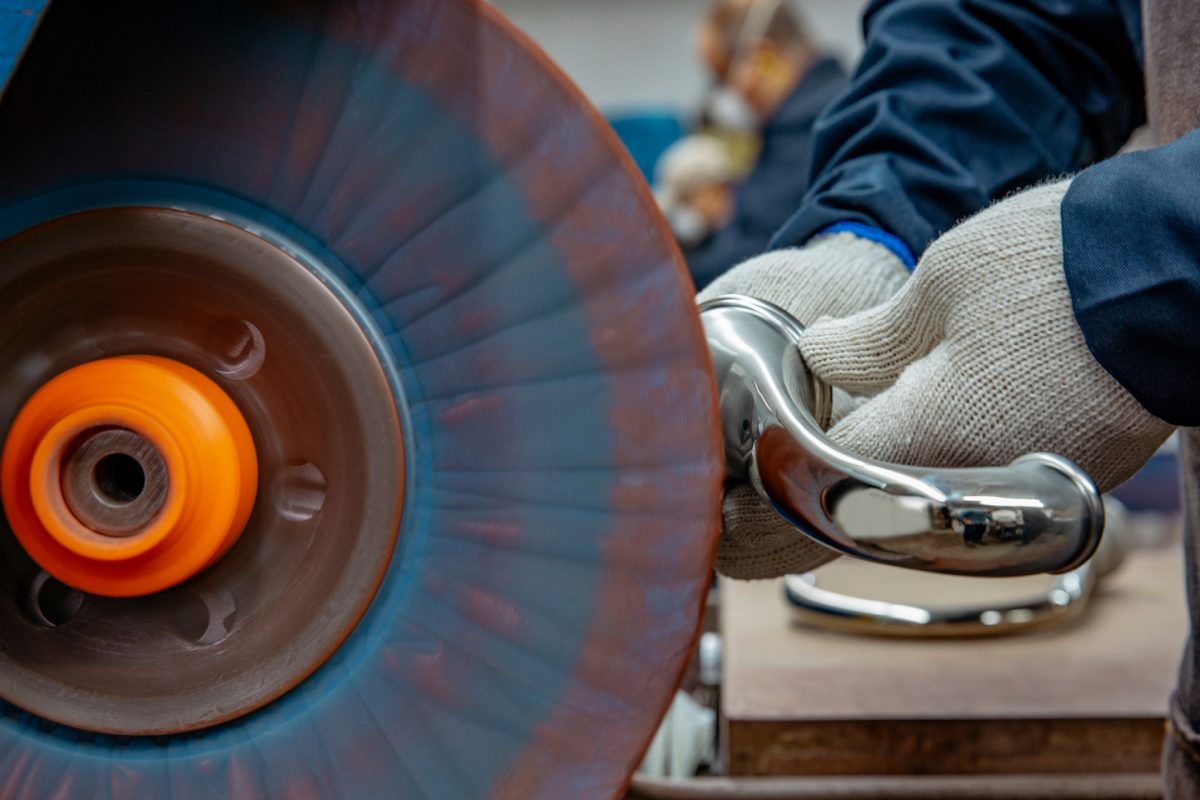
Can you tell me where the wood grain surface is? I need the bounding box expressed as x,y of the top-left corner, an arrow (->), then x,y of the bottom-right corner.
721,547 -> 1187,776
627,772 -> 1163,799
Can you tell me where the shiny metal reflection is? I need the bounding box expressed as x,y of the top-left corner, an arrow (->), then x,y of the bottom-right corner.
700,295 -> 1105,578
782,498 -> 1130,637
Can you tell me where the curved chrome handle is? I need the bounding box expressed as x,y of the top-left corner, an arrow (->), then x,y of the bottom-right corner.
780,497 -> 1128,636
700,295 -> 1105,577
783,567 -> 1094,637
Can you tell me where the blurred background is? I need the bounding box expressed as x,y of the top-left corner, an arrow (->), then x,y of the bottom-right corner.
493,0 -> 874,290
490,0 -> 869,111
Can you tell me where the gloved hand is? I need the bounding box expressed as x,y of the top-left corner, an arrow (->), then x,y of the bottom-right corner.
801,179 -> 1175,494
697,232 -> 910,579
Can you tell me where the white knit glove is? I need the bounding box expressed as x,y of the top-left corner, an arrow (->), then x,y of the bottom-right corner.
698,233 -> 910,579
801,180 -> 1174,493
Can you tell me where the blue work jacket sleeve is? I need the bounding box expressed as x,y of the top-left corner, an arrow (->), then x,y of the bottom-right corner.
770,0 -> 1145,258
1062,132 -> 1200,427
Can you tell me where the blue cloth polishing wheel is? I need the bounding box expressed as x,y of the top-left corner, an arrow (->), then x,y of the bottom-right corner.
0,1 -> 722,797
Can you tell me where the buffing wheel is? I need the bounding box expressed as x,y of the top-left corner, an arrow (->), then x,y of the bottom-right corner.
0,1 -> 722,798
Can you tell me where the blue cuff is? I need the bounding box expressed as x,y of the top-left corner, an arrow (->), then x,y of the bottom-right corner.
812,222 -> 917,271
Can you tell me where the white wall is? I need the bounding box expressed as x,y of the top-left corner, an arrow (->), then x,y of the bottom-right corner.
490,0 -> 870,112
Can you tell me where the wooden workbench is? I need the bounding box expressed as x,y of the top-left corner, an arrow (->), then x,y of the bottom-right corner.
719,546 -> 1188,778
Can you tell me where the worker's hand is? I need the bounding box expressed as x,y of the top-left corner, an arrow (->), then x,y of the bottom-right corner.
801,179 -> 1175,494
700,232 -> 910,327
698,232 -> 909,579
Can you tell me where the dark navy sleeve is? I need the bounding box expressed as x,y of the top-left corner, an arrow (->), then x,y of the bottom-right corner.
1062,131 -> 1200,426
686,224 -> 774,290
770,0 -> 1146,258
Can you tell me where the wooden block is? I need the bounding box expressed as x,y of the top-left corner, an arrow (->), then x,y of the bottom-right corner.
720,547 -> 1188,776
626,772 -> 1164,799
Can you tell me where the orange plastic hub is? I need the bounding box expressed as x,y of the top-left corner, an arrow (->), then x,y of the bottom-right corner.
1,356 -> 258,597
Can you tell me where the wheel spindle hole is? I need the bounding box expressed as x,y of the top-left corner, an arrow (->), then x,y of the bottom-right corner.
93,452 -> 146,504
64,429 -> 168,535
26,572 -> 84,628
271,461 -> 327,522
205,317 -> 265,380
